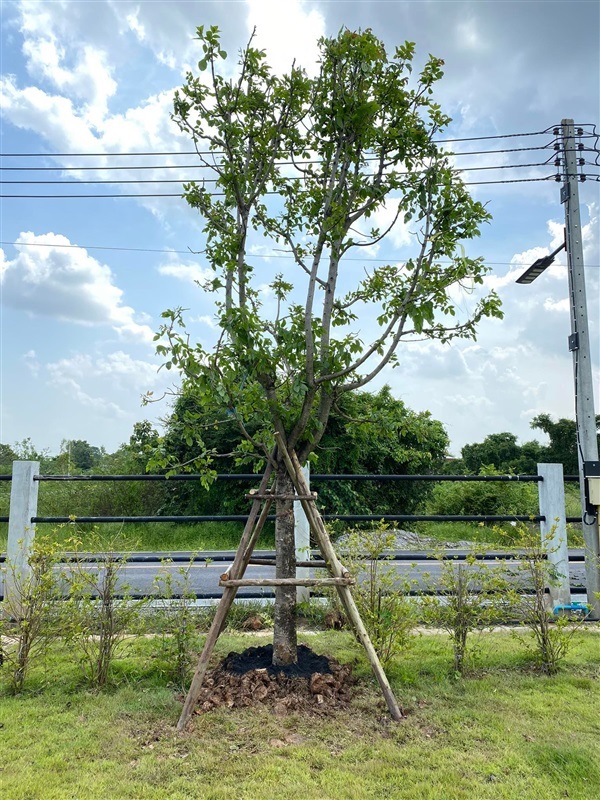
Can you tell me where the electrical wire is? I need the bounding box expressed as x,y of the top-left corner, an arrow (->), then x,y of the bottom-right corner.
0,145 -> 564,171
0,129 -> 557,159
1,174 -> 570,198
2,238 -> 598,269
0,161 -> 562,185
4,238 -> 598,267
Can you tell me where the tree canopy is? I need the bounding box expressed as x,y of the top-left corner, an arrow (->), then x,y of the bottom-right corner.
153,25 -> 502,476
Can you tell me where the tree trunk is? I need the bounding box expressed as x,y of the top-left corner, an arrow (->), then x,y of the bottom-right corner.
272,460 -> 297,666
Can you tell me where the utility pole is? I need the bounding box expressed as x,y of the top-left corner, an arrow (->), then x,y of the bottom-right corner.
560,118 -> 600,618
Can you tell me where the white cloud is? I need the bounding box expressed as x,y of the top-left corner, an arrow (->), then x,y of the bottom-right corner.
46,355 -> 127,418
246,0 -> 325,75
44,349 -> 167,420
157,262 -> 213,285
189,315 -> 216,328
364,200 -> 413,251
0,233 -> 153,342
23,349 -> 40,377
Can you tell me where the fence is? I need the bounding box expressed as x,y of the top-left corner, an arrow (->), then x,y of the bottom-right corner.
0,461 -> 584,612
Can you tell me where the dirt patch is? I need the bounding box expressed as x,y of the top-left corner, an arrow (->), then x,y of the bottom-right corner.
193,644 -> 355,716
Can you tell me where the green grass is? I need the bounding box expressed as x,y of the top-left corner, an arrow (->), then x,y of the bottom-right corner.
1,629 -> 599,799
0,520 -> 276,554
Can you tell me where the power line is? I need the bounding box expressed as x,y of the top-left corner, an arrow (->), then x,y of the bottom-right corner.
1,175 -> 574,199
0,162 -> 563,185
0,129 -> 557,159
0,145 -> 569,171
3,238 -> 598,268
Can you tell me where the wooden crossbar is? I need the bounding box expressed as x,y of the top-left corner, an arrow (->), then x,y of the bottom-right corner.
245,493 -> 316,500
219,577 -> 354,587
247,557 -> 327,568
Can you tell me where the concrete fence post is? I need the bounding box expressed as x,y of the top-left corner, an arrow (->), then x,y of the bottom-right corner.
4,461 -> 40,618
295,462 -> 311,604
537,463 -> 571,609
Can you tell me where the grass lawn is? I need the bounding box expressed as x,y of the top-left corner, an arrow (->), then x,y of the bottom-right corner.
1,629 -> 599,800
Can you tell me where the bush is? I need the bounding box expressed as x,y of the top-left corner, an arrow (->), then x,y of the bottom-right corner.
63,533 -> 149,688
330,523 -> 417,666
424,466 -> 538,519
0,534 -> 64,693
501,523 -> 589,674
421,551 -> 513,675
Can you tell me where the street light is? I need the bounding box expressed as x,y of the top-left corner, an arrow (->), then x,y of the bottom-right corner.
515,240 -> 566,285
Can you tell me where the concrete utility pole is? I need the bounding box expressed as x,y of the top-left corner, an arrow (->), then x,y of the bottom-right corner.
561,118 -> 600,618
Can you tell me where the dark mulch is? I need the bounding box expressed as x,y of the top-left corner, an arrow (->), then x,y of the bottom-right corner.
193,644 -> 355,716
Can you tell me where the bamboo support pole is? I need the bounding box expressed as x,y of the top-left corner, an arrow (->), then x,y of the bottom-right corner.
275,436 -> 403,722
177,464 -> 274,731
245,493 -> 316,501
247,557 -> 327,568
220,577 -> 354,587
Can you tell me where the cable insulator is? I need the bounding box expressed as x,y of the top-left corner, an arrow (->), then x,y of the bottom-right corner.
553,128 -> 560,136
580,174 -> 586,182
555,174 -> 562,182
578,158 -> 585,166
578,142 -> 584,150
554,158 -> 561,167
554,143 -> 560,150
577,128 -> 584,135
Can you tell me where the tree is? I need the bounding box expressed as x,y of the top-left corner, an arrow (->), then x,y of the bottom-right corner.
158,384 -> 449,518
461,431 -> 545,475
0,443 -> 17,473
531,413 -> 600,475
155,26 -> 502,666
312,386 -> 449,516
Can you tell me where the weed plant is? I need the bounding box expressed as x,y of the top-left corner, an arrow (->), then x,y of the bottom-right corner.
500,523 -> 590,674
63,533 -> 149,688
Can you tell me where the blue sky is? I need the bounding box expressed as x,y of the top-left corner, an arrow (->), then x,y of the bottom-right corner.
1,0 -> 599,459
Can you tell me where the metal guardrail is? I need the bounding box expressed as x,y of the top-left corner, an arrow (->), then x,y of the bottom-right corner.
0,470 -> 583,527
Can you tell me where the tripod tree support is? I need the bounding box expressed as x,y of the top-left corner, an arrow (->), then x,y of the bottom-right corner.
176,440 -> 403,731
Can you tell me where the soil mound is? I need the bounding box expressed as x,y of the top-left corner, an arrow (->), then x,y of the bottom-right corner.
193,644 -> 354,716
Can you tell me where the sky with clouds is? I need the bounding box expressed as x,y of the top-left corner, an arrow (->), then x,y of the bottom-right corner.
0,0 -> 598,459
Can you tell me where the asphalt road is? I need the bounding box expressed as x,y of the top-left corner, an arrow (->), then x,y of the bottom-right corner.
4,549 -> 583,601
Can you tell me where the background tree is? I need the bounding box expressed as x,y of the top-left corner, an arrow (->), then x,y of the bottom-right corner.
159,384 -> 448,519
312,386 -> 449,517
0,443 -> 17,475
454,414 -> 600,476
460,431 -> 544,475
530,414 -> 600,475
153,26 -> 502,666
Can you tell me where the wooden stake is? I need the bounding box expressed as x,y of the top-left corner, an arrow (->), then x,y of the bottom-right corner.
176,464 -> 273,731
276,436 -> 403,722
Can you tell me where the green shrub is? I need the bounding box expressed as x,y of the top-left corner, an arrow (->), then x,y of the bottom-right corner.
423,466 -> 538,519
421,551 -> 513,675
0,534 -> 64,693
331,523 -> 417,666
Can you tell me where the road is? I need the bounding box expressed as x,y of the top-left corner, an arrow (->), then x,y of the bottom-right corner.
2,549 -> 582,601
